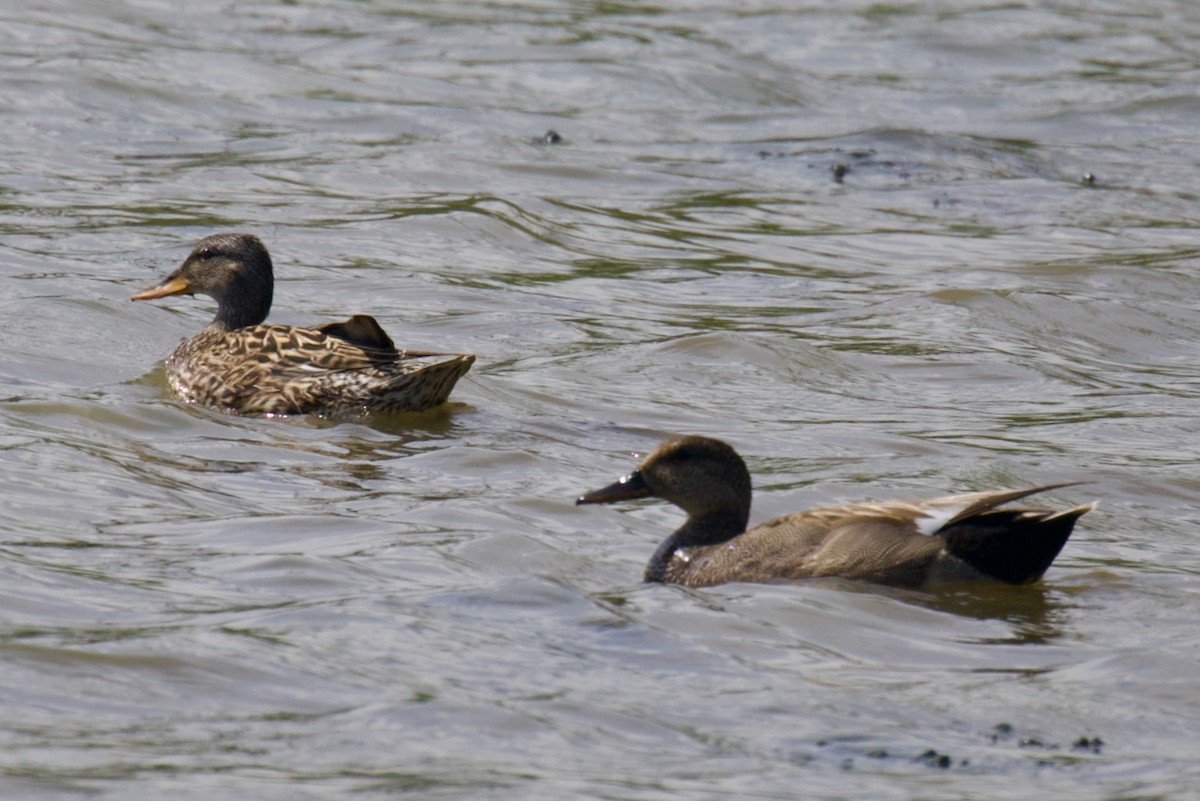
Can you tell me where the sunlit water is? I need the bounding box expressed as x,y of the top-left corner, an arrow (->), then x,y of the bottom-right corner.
2,2 -> 1199,799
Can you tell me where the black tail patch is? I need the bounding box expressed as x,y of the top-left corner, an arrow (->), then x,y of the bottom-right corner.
943,507 -> 1088,585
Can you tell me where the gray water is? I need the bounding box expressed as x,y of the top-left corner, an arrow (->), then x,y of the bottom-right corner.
2,1 -> 1199,799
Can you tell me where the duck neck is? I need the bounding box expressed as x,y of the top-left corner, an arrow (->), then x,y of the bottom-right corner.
644,508 -> 749,583
211,284 -> 271,332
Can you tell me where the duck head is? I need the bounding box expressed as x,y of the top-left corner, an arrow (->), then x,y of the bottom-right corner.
132,233 -> 274,330
577,435 -> 752,534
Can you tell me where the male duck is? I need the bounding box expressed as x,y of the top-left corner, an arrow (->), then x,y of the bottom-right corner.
132,233 -> 474,416
577,435 -> 1094,588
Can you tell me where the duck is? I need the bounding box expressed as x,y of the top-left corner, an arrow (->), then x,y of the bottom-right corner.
576,435 -> 1095,588
131,233 -> 475,416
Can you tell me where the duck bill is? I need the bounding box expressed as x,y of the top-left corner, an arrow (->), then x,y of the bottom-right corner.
131,274 -> 191,301
576,470 -> 651,505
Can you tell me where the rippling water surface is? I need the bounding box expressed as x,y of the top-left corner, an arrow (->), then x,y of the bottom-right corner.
2,2 -> 1199,799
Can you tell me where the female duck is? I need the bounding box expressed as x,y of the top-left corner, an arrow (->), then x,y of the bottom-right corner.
132,233 -> 474,416
577,435 -> 1094,588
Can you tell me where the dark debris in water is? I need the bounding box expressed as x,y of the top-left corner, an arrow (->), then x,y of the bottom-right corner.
1072,736 -> 1105,754
918,749 -> 953,769
995,722 -> 1105,755
754,146 -> 924,184
816,739 -> 969,772
812,722 -> 1105,776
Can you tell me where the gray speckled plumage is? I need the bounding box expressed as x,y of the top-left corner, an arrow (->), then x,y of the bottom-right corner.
577,435 -> 1095,589
132,233 -> 474,416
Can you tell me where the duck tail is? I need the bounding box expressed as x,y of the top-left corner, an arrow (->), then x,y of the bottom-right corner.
943,501 -> 1096,585
383,354 -> 475,411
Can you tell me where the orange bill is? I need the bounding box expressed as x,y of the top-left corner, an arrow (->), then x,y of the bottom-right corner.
131,274 -> 191,301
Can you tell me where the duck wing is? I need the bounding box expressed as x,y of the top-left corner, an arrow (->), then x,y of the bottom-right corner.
313,314 -> 396,351
230,323 -> 470,377
678,508 -> 947,587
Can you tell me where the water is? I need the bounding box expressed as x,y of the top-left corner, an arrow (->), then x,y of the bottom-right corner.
2,1 -> 1199,798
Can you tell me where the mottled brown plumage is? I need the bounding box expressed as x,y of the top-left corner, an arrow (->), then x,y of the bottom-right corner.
131,233 -> 474,416
577,435 -> 1095,588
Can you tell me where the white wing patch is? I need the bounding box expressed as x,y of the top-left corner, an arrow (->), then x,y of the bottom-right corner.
915,503 -> 969,536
